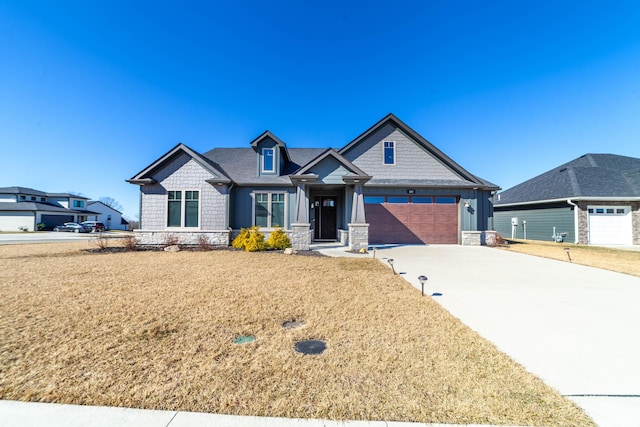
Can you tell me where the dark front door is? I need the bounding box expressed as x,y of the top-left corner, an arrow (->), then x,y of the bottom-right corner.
314,196 -> 337,240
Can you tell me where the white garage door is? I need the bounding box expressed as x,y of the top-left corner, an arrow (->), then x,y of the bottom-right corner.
0,212 -> 34,231
588,206 -> 632,245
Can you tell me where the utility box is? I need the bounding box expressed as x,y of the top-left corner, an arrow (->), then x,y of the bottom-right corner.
511,217 -> 519,226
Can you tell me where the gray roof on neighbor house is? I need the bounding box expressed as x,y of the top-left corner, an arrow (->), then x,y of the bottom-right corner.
0,187 -> 90,199
203,147 -> 326,185
0,201 -> 99,214
495,154 -> 640,205
0,187 -> 49,196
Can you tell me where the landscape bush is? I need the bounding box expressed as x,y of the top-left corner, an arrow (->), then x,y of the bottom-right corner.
232,226 -> 267,252
266,227 -> 291,249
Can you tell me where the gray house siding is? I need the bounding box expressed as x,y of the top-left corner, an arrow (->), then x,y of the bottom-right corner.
229,186 -> 295,230
342,123 -> 461,181
310,157 -> 352,185
494,204 -> 575,242
140,153 -> 228,231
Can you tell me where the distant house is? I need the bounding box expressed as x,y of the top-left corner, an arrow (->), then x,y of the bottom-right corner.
128,114 -> 499,249
0,187 -> 97,231
87,201 -> 129,231
494,154 -> 640,245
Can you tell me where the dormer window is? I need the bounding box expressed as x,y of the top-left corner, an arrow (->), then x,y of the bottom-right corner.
262,148 -> 275,173
383,141 -> 395,165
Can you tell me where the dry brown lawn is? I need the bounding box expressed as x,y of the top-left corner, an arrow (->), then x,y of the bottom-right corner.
499,239 -> 640,277
0,242 -> 594,426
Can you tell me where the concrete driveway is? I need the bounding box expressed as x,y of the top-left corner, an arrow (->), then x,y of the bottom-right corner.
364,245 -> 640,427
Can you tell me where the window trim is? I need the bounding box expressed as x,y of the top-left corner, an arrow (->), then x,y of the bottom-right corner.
261,147 -> 276,173
252,191 -> 287,229
166,189 -> 201,229
383,141 -> 395,165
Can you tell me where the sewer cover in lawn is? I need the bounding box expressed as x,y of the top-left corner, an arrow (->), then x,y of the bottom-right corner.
234,335 -> 255,344
295,339 -> 326,355
282,320 -> 305,330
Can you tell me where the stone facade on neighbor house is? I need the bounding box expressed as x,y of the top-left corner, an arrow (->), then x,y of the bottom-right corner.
575,201 -> 640,245
495,154 -> 640,246
128,114 -> 499,249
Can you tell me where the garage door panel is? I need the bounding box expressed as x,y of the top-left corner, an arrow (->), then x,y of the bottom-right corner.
365,201 -> 458,244
588,206 -> 632,245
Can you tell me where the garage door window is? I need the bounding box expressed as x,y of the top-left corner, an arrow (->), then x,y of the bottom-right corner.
588,207 -> 627,215
435,197 -> 456,204
364,196 -> 385,204
364,196 -> 457,204
412,197 -> 433,204
388,196 -> 409,203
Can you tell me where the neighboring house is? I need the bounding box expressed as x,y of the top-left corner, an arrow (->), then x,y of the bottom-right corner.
0,187 -> 97,231
494,154 -> 640,245
87,201 -> 129,230
128,114 -> 499,249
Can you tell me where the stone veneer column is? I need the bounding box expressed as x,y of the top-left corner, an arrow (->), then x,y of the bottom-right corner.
348,223 -> 369,252
290,223 -> 311,250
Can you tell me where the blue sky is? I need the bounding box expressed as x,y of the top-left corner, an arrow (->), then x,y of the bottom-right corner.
1,1 -> 639,219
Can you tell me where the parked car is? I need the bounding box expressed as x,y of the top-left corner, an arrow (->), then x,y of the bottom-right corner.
53,222 -> 91,233
81,221 -> 106,232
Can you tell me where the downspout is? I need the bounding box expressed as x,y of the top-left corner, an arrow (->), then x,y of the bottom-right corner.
566,199 -> 579,244
227,183 -> 235,236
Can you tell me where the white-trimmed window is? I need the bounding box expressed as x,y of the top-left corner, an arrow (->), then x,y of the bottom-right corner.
73,200 -> 85,208
167,190 -> 199,227
254,192 -> 286,228
262,148 -> 275,173
383,141 -> 395,165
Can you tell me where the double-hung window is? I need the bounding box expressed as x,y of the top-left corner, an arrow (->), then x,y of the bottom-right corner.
73,200 -> 84,208
254,192 -> 285,228
167,190 -> 199,227
262,148 -> 275,173
383,141 -> 395,165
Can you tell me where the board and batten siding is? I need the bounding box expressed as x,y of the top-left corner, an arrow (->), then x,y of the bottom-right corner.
494,204 -> 575,242
230,186 -> 295,230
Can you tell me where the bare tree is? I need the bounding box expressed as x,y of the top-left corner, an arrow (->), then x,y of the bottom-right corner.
99,197 -> 123,212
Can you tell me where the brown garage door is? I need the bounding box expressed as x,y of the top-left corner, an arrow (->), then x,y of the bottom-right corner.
365,196 -> 458,244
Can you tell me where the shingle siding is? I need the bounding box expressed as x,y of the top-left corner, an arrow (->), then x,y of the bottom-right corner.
343,123 -> 462,181
140,153 -> 228,230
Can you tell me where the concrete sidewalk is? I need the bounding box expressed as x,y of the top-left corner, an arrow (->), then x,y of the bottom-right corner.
0,400 -> 499,427
327,244 -> 640,427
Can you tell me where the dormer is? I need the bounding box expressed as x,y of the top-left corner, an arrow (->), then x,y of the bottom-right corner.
250,131 -> 291,176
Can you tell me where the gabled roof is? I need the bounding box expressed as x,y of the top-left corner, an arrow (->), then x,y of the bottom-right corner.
496,154 -> 640,205
249,130 -> 291,163
127,143 -> 231,185
338,113 -> 498,190
293,148 -> 369,177
87,200 -> 123,214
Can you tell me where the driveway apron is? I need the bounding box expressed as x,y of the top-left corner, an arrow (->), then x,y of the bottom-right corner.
370,245 -> 640,427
